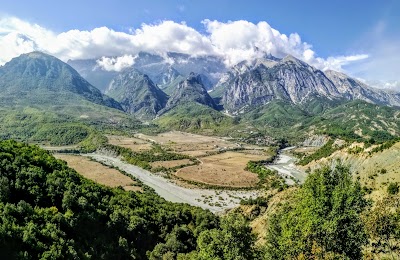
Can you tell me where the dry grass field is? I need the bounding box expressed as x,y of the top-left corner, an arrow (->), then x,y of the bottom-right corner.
135,131 -> 240,156
55,154 -> 142,192
150,159 -> 194,169
175,151 -> 268,187
106,135 -> 152,152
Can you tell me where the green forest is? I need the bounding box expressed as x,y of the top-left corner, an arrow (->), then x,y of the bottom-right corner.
0,141 -> 399,259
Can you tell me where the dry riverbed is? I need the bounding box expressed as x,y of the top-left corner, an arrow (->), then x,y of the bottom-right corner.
266,147 -> 307,185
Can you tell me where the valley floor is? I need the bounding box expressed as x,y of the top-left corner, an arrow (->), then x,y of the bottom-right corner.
87,153 -> 260,213
53,131 -> 307,213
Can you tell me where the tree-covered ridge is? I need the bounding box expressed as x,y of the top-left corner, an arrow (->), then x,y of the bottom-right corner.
0,140 -> 223,259
0,108 -> 144,153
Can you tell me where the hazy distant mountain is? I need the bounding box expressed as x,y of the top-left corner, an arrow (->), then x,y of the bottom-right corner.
164,52 -> 226,85
135,62 -> 185,95
105,68 -> 168,119
67,59 -> 118,92
324,70 -> 400,106
0,52 -> 122,110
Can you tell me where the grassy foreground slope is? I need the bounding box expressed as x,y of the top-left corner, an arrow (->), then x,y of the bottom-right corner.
299,140 -> 400,200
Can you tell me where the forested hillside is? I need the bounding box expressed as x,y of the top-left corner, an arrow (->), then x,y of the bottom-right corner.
0,141 -> 224,259
0,141 -> 398,259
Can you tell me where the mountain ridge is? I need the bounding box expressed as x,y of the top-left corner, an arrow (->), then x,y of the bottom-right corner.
214,54 -> 400,113
0,52 -> 123,111
105,68 -> 168,120
160,72 -> 218,114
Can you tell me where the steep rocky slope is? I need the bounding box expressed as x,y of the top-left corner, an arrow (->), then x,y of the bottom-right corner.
162,73 -> 217,112
105,68 -> 168,119
216,55 -> 400,113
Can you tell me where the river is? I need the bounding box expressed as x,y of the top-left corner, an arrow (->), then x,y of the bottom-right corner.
266,147 -> 307,185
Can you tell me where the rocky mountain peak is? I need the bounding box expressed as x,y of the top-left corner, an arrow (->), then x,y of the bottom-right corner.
163,72 -> 217,111
105,68 -> 168,119
281,54 -> 311,69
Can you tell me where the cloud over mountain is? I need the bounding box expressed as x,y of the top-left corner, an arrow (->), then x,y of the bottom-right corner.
0,16 -> 367,73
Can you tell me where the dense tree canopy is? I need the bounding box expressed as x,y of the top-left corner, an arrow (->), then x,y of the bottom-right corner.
264,163 -> 369,259
0,140 -> 222,259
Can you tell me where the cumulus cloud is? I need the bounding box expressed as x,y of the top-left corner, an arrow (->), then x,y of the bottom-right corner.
0,16 -> 368,73
96,55 -> 137,71
201,20 -> 369,70
203,19 -> 315,66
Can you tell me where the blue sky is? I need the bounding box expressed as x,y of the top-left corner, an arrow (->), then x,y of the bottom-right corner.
1,0 -> 400,83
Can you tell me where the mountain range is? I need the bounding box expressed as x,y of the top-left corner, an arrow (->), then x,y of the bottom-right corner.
1,51 -> 400,143
67,52 -> 224,93
67,51 -> 400,117
216,54 -> 400,114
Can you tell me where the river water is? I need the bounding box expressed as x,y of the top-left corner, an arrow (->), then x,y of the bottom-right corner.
266,147 -> 307,185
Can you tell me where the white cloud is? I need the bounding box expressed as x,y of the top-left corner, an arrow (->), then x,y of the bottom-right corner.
365,79 -> 400,90
203,19 -> 369,70
0,16 -> 368,73
310,54 -> 369,72
96,55 -> 137,71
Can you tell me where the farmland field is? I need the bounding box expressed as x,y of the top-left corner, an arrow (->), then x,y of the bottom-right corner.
55,154 -> 142,192
150,159 -> 194,169
106,135 -> 152,152
175,151 -> 268,187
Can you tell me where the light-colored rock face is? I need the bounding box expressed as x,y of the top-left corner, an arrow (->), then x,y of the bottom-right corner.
219,55 -> 400,113
302,135 -> 329,147
220,55 -> 340,112
324,70 -> 400,106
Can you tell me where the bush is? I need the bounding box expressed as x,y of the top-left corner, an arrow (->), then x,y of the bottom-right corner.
298,139 -> 339,165
387,182 -> 399,195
